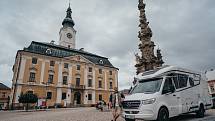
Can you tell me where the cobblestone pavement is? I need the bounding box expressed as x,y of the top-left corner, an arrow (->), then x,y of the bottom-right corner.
0,108 -> 214,121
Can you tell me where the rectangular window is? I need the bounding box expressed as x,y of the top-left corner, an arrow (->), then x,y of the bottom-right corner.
76,78 -> 80,86
99,94 -> 102,101
48,74 -> 54,83
99,69 -> 102,74
27,91 -> 33,94
29,72 -> 36,82
88,79 -> 92,87
32,57 -> 37,64
189,77 -> 194,87
64,63 -> 69,69
2,92 -> 6,98
172,73 -> 188,89
63,76 -> 68,85
88,94 -> 92,100
62,93 -> 66,100
193,74 -> 200,85
109,71 -> 112,75
47,92 -> 52,99
178,74 -> 188,88
163,78 -> 175,94
89,67 -> 92,72
98,80 -> 102,88
77,65 -> 81,70
110,82 -> 113,89
50,61 -> 55,67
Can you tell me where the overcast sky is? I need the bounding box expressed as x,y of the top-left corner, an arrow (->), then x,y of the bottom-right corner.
0,0 -> 215,90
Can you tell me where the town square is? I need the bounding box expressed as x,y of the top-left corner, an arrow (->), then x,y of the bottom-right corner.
0,0 -> 215,121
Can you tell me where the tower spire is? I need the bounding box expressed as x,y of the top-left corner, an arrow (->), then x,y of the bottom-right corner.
62,1 -> 75,27
135,0 -> 164,75
59,2 -> 76,49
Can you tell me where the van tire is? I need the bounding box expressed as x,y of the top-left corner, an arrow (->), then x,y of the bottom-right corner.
196,104 -> 205,118
125,118 -> 135,121
157,107 -> 169,121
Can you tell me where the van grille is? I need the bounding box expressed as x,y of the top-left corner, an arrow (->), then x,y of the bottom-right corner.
125,111 -> 139,114
122,100 -> 141,109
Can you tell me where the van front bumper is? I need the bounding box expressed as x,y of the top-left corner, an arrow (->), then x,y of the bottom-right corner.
122,110 -> 156,120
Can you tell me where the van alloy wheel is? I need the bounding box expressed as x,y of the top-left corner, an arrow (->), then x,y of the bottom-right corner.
157,108 -> 169,121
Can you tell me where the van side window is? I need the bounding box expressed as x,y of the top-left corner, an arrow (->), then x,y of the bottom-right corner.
189,77 -> 194,87
193,74 -> 200,85
178,74 -> 188,88
173,75 -> 179,89
162,78 -> 175,94
171,74 -> 188,89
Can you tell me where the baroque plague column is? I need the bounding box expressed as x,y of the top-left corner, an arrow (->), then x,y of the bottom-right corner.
135,0 -> 164,75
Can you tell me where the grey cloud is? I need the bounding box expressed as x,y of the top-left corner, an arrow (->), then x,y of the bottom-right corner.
0,0 -> 214,90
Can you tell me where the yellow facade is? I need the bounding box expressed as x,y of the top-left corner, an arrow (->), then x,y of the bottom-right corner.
0,84 -> 11,109
11,50 -> 118,107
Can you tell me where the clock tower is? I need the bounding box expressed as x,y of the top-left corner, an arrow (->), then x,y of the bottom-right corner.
59,4 -> 76,49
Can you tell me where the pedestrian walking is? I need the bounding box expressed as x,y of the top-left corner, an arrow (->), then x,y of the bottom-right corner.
111,87 -> 124,121
109,93 -> 113,109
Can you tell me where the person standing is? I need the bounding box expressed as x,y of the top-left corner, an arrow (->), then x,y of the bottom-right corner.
111,87 -> 124,121
109,93 -> 113,109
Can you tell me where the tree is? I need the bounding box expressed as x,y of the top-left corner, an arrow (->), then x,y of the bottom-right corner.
18,93 -> 38,111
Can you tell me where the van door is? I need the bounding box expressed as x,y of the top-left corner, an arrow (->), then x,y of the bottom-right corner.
162,77 -> 180,116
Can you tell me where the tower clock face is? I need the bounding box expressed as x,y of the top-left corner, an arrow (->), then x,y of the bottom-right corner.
67,33 -> 72,39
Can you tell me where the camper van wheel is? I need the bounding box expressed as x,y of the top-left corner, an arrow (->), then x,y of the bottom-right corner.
157,107 -> 169,121
196,104 -> 205,118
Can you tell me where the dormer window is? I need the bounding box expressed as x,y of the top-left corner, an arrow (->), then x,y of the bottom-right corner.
46,48 -> 52,55
99,60 -> 103,64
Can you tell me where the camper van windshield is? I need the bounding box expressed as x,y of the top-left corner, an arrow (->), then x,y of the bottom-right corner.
131,78 -> 163,94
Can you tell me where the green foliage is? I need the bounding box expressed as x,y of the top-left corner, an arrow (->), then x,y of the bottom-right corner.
18,93 -> 38,104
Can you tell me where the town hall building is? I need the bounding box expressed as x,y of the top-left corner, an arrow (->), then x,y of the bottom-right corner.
10,5 -> 118,108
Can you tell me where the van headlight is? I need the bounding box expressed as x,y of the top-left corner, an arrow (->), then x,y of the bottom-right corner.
141,98 -> 156,105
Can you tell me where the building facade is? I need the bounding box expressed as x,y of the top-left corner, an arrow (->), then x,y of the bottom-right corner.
10,5 -> 118,108
0,83 -> 10,109
135,0 -> 164,75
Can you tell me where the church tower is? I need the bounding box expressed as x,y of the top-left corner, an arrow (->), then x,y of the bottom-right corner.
135,0 -> 164,75
59,4 -> 76,49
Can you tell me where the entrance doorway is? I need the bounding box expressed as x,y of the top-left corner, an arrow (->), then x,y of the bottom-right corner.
74,92 -> 81,105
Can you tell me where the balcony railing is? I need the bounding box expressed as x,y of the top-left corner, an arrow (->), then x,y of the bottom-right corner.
70,84 -> 85,90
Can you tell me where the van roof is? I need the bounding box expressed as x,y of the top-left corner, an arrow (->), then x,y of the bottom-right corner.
137,65 -> 201,80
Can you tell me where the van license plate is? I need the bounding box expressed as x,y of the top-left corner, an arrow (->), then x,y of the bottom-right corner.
125,115 -> 135,119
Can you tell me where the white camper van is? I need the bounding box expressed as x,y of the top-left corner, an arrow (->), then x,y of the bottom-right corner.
122,66 -> 212,121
